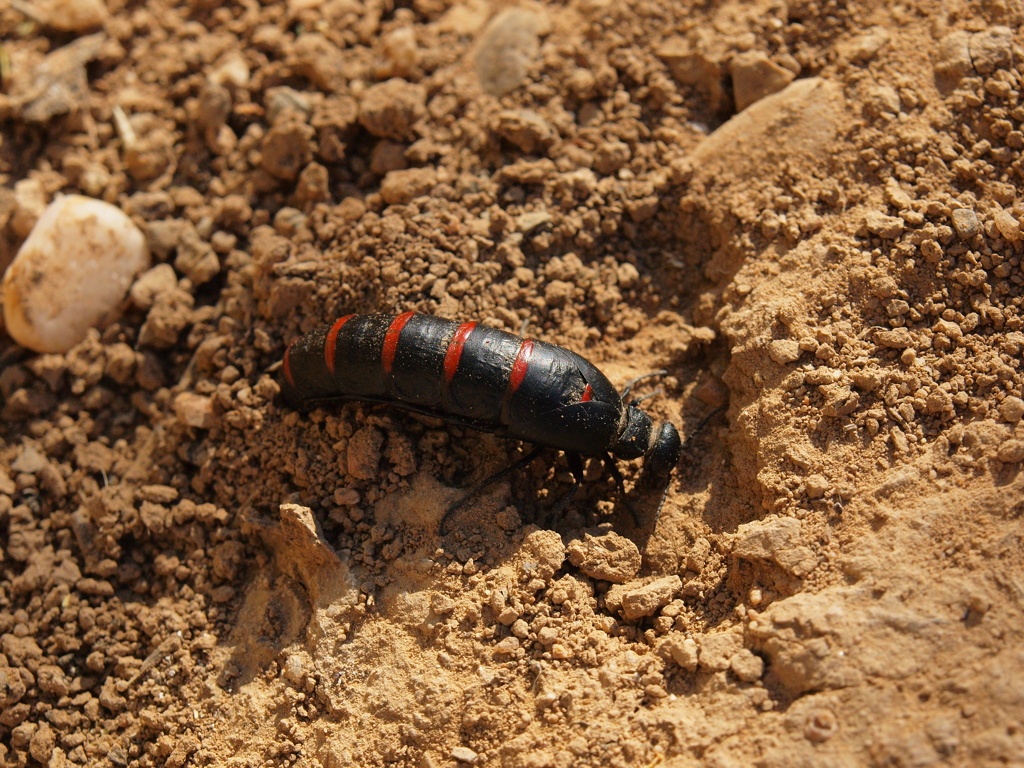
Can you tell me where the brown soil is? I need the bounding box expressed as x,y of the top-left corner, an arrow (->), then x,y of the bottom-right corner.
2,0 -> 1024,766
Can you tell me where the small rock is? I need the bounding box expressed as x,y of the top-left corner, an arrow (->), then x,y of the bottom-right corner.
451,746 -> 479,764
805,474 -> 829,499
950,208 -> 981,239
522,529 -> 566,581
196,82 -> 231,141
281,654 -> 309,686
934,31 -> 973,90
28,723 -> 55,764
925,389 -> 954,415
493,636 -> 520,655
173,393 -> 216,429
474,8 -> 541,96
616,262 -> 639,288
768,339 -> 801,365
620,576 -> 683,620
997,439 -> 1024,463
594,140 -> 631,175
3,195 -> 150,353
999,396 -> 1024,423
686,537 -> 711,572
10,178 -> 49,238
369,140 -> 408,175
347,426 -> 384,480
74,442 -> 116,473
209,52 -> 250,89
76,577 -> 114,597
174,228 -> 220,285
657,38 -> 728,113
968,27 -> 1014,75
698,630 -> 743,671
497,607 -> 520,625
837,26 -> 890,62
17,0 -> 107,32
146,219 -> 188,259
265,87 -> 313,124
358,79 -> 426,141
884,180 -> 914,210
492,109 -> 557,154
381,27 -> 420,78
380,168 -> 437,205
536,627 -> 559,647
261,116 -> 314,181
544,280 -> 574,307
138,288 -> 194,348
287,33 -> 346,93
567,531 -> 641,583
730,52 -> 796,112
730,649 -> 765,682
732,517 -> 817,577
820,383 -> 859,418
805,709 -> 840,743
864,210 -> 905,238
12,34 -> 104,123
35,665 -> 70,697
864,85 -> 901,116
874,328 -> 914,349
138,484 -> 179,503
994,210 -> 1021,242
516,210 -> 553,233
12,444 -> 47,474
662,635 -> 699,670
550,643 -> 570,659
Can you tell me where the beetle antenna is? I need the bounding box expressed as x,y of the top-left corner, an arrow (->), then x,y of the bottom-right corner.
626,388 -> 664,407
619,370 -> 668,401
684,406 -> 726,449
440,446 -> 545,534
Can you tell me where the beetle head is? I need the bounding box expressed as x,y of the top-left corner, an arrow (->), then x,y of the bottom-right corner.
613,407 -> 682,476
645,421 -> 681,477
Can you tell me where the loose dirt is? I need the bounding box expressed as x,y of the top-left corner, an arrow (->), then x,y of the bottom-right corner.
2,0 -> 1023,766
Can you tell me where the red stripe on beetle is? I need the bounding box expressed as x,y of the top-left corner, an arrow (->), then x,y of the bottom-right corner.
444,322 -> 477,383
581,384 -> 593,402
382,312 -> 416,374
508,339 -> 535,395
324,314 -> 355,374
283,346 -> 296,389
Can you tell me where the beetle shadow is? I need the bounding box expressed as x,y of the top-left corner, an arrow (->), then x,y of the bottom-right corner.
618,405 -> 730,554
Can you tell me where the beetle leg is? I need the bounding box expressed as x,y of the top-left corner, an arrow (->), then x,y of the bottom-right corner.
619,369 -> 668,401
546,452 -> 585,522
603,454 -> 641,526
439,446 -> 545,534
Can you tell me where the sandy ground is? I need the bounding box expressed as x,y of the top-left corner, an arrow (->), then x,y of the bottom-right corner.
2,0 -> 1024,766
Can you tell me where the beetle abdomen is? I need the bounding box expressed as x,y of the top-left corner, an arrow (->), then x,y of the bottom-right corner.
281,312 -> 624,454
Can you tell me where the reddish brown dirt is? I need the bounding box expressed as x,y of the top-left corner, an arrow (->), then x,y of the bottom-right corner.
2,1 -> 1024,766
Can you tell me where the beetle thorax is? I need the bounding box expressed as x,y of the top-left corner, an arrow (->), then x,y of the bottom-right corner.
612,405 -> 653,460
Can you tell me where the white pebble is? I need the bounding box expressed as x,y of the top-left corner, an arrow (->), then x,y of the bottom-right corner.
2,195 -> 150,353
